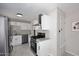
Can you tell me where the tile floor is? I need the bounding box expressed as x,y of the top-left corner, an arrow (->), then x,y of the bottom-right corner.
11,43 -> 73,56
11,44 -> 34,56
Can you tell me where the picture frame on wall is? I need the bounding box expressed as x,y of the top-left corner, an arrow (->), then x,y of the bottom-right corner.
72,21 -> 79,31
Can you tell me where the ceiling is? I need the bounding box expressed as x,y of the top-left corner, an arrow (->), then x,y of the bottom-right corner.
0,3 -> 79,22
58,3 -> 79,18
0,3 -> 57,22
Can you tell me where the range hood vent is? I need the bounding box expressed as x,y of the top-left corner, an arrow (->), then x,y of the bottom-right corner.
33,14 -> 43,26
33,24 -> 41,26
39,14 -> 43,24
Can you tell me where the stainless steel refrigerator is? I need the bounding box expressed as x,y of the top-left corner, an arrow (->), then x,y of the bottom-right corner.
0,16 -> 9,56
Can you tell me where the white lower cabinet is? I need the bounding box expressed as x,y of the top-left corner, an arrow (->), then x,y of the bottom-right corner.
37,40 -> 52,56
12,35 -> 22,46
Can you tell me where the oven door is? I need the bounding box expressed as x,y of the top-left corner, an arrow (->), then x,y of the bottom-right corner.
30,38 -> 37,55
31,42 -> 37,53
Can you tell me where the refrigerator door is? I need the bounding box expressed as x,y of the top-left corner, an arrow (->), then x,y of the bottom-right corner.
0,16 -> 8,56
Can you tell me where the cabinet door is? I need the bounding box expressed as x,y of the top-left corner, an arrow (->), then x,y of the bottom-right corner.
41,15 -> 51,30
12,36 -> 22,46
37,40 -> 51,56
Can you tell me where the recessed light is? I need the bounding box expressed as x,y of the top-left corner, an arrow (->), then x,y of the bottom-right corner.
16,13 -> 23,17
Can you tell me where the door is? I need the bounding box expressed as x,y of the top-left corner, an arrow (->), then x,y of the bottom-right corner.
57,9 -> 65,56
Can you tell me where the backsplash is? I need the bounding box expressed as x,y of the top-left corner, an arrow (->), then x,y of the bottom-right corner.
9,21 -> 32,35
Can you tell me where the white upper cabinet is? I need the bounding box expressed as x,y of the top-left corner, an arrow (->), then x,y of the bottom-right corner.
10,21 -> 32,30
41,15 -> 51,30
41,9 -> 57,31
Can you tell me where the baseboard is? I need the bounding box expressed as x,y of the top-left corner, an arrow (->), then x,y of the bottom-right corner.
65,50 -> 78,56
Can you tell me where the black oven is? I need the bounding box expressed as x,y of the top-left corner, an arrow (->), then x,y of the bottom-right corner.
30,30 -> 46,56
30,36 -> 37,56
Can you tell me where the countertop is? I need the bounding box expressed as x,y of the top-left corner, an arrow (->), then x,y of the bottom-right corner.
36,38 -> 49,43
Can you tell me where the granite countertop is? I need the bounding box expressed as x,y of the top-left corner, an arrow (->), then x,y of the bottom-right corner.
36,38 -> 49,42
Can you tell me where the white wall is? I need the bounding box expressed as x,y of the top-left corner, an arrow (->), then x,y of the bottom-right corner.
65,12 -> 79,56
47,9 -> 57,55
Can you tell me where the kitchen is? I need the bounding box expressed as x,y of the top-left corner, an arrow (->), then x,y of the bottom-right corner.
9,14 -> 49,56
0,3 -> 65,56
0,3 -> 79,56
9,14 -> 51,56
